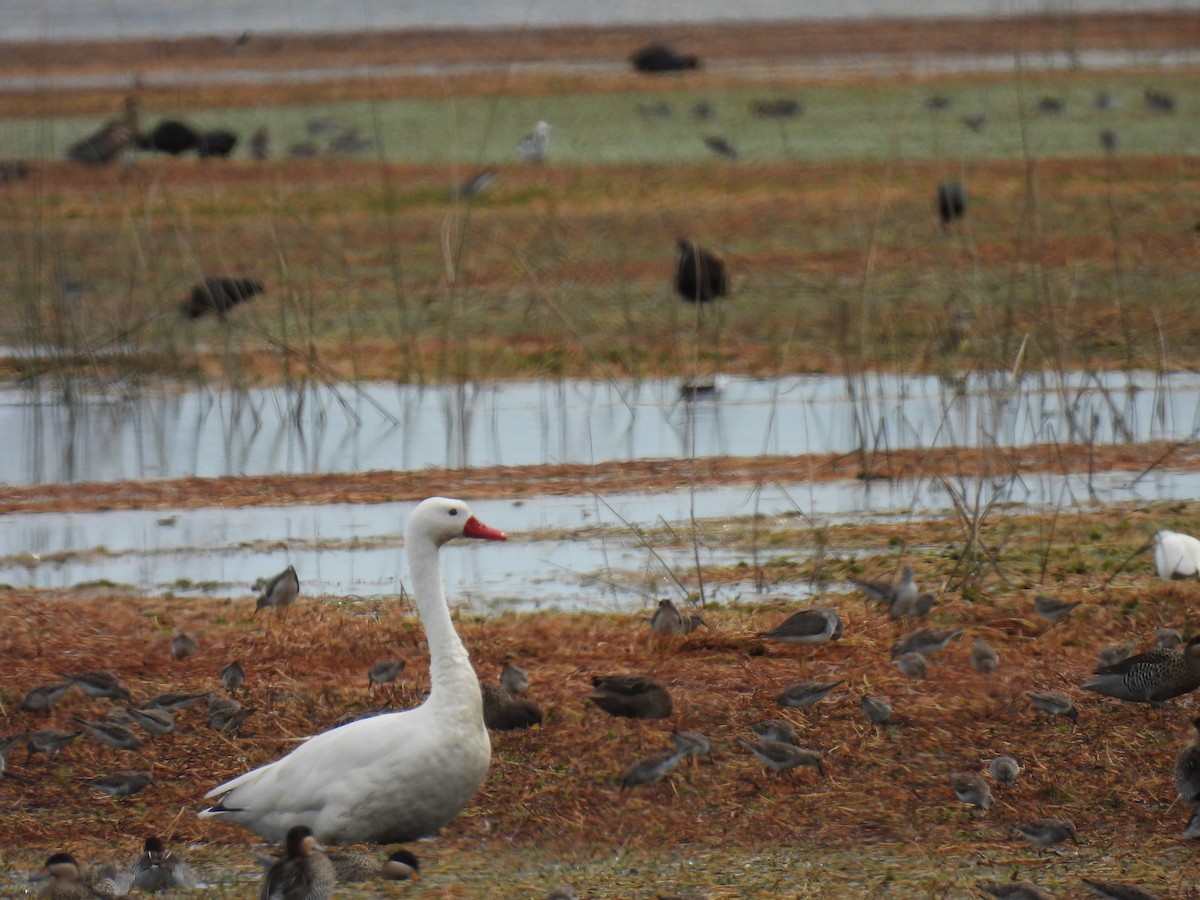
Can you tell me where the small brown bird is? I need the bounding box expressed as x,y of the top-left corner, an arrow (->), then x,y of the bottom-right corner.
588,674 -> 672,719
1028,690 -> 1078,722
650,598 -> 684,635
139,691 -> 208,712
1096,640 -> 1137,669
619,749 -> 686,788
738,737 -> 825,777
860,695 -> 892,725
209,695 -> 254,734
670,728 -> 711,762
124,706 -> 175,735
978,882 -> 1054,900
327,848 -> 420,882
1012,817 -> 1077,851
72,717 -> 142,751
26,728 -> 82,760
776,680 -> 843,709
989,755 -> 1021,787
748,719 -> 799,745
971,637 -> 1000,673
220,661 -> 246,693
893,652 -> 927,678
892,627 -> 963,658
20,681 -> 72,713
949,772 -> 993,809
852,565 -> 917,613
367,659 -> 404,689
500,660 -> 529,696
1034,594 -> 1081,623
260,825 -> 335,900
87,770 -> 153,798
59,670 -> 130,701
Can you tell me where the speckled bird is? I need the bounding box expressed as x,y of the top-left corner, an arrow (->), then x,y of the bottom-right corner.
259,825 -> 334,900
670,728 -> 711,761
1082,636 -> 1200,704
221,661 -> 247,693
128,837 -> 198,892
588,674 -> 672,719
776,680 -> 843,709
757,607 -> 844,645
949,772 -> 993,809
327,848 -> 420,882
171,632 -> 198,660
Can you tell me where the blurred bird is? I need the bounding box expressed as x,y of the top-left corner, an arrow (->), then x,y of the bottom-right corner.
752,98 -> 802,118
703,135 -> 738,160
619,749 -> 686,788
852,565 -> 917,615
629,43 -> 699,73
1013,817 -> 1077,851
60,670 -> 130,701
137,119 -> 199,155
368,659 -> 404,689
650,598 -> 684,635
670,728 -> 711,762
450,168 -> 497,200
757,607 -> 843,645
893,627 -> 963,658
480,683 -> 543,731
138,691 -> 207,712
72,717 -> 142,751
0,731 -> 26,779
776,680 -> 843,709
748,719 -> 799,745
221,661 -> 246,693
1099,128 -> 1119,153
516,121 -> 551,163
1028,690 -> 1078,723
26,728 -> 82,760
1175,716 -> 1200,804
1037,96 -> 1065,114
20,681 -> 72,713
197,129 -> 238,158
738,737 -> 825,777
1082,637 -> 1200,704
260,825 -> 335,900
971,637 -> 1000,673
67,96 -> 140,164
1080,879 -> 1160,899
87,770 -> 152,798
249,126 -> 271,160
893,652 -> 927,678
1096,640 -> 1136,669
1157,627 -> 1184,650
36,852 -> 95,899
182,277 -> 264,319
949,772 -> 993,810
675,239 -> 728,304
588,674 -> 672,719
124,706 -> 175,736
989,755 -> 1021,787
327,848 -> 419,882
1144,88 -> 1176,113
128,836 -> 198,892
890,592 -> 935,621
860,695 -> 892,726
1034,594 -> 1080,623
962,113 -> 988,132
1187,805 -> 1200,839
1139,529 -> 1200,579
171,632 -> 198,660
254,564 -> 300,616
936,181 -> 965,225
209,695 -> 253,734
978,882 -> 1053,900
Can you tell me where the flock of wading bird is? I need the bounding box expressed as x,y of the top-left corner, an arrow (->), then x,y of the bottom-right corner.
6,499 -> 1200,898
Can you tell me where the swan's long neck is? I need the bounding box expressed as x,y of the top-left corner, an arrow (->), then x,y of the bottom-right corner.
408,534 -> 481,715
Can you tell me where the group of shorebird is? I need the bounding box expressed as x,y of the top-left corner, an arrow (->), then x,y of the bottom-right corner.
606,531 -> 1200,900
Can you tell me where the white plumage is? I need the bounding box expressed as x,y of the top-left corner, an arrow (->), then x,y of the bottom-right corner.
516,121 -> 551,163
1153,529 -> 1200,579
200,497 -> 507,844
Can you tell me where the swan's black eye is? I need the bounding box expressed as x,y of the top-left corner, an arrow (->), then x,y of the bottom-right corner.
449,509 -> 458,517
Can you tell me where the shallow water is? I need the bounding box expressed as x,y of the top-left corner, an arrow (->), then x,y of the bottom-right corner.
1,464 -> 1189,611
4,370 -> 1198,485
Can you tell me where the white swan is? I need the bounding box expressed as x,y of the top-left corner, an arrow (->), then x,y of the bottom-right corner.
199,497 -> 506,843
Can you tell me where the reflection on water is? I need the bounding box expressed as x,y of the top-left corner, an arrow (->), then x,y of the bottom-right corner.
0,465 -> 1190,611
4,370 -> 1198,486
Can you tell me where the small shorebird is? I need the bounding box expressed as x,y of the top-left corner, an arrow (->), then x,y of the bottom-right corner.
124,706 -> 175,735
757,607 -> 843,646
171,632 -> 198,660
1012,817 -> 1077,852
670,728 -> 712,762
892,627 -> 963,658
1175,717 -> 1200,804
327,848 -> 420,882
852,564 -> 917,615
254,564 -> 300,616
87,770 -> 153,797
1034,594 -> 1081,623
60,670 -> 130,701
368,659 -> 404,689
500,659 -> 529,696
776,680 -> 842,709
1027,690 -> 1078,723
26,728 -> 82,760
72,717 -> 142,751
221,661 -> 247,693
1096,640 -> 1137,668
978,882 -> 1053,899
738,738 -> 825,777
971,637 -> 1000,673
138,691 -> 207,712
860,695 -> 892,726
893,652 -> 927,678
20,681 -> 72,713
1080,878 -> 1160,899
949,772 -> 993,810
749,719 -> 799,745
989,755 -> 1021,787
619,749 -> 686,788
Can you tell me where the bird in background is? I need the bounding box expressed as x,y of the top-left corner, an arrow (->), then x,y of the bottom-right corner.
1157,627 -> 1183,649
1081,636 -> 1200,704
327,848 -> 420,882
87,770 -> 153,798
221,661 -> 247,693
128,836 -> 199,892
67,96 -> 141,164
1034,594 -> 1080,623
182,277 -> 264,319
588,674 -> 673,719
860,695 -> 892,725
852,564 -> 917,615
650,597 -> 684,635
702,135 -> 738,159
1149,530 -> 1200,579
368,659 -> 404,689
26,728 -> 81,761
749,719 -> 799,745
60,670 -> 130,701
1096,640 -> 1136,668
72,717 -> 142,751
451,168 -> 497,200
628,43 -> 700,73
500,659 -> 529,696
171,631 -> 198,660
20,682 -> 72,713
892,627 -> 963,658
1027,690 -> 1078,723
971,637 -> 999,673
254,564 -> 300,617
893,652 -> 927,678
516,121 -> 551,163
675,239 -> 728,304
619,748 -> 686,788
1175,716 -> 1200,805
1079,878 -> 1160,899
776,680 -> 843,709
936,180 -> 965,225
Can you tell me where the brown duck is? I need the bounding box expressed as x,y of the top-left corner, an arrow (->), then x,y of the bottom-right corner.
587,675 -> 672,720
1082,636 -> 1200,704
